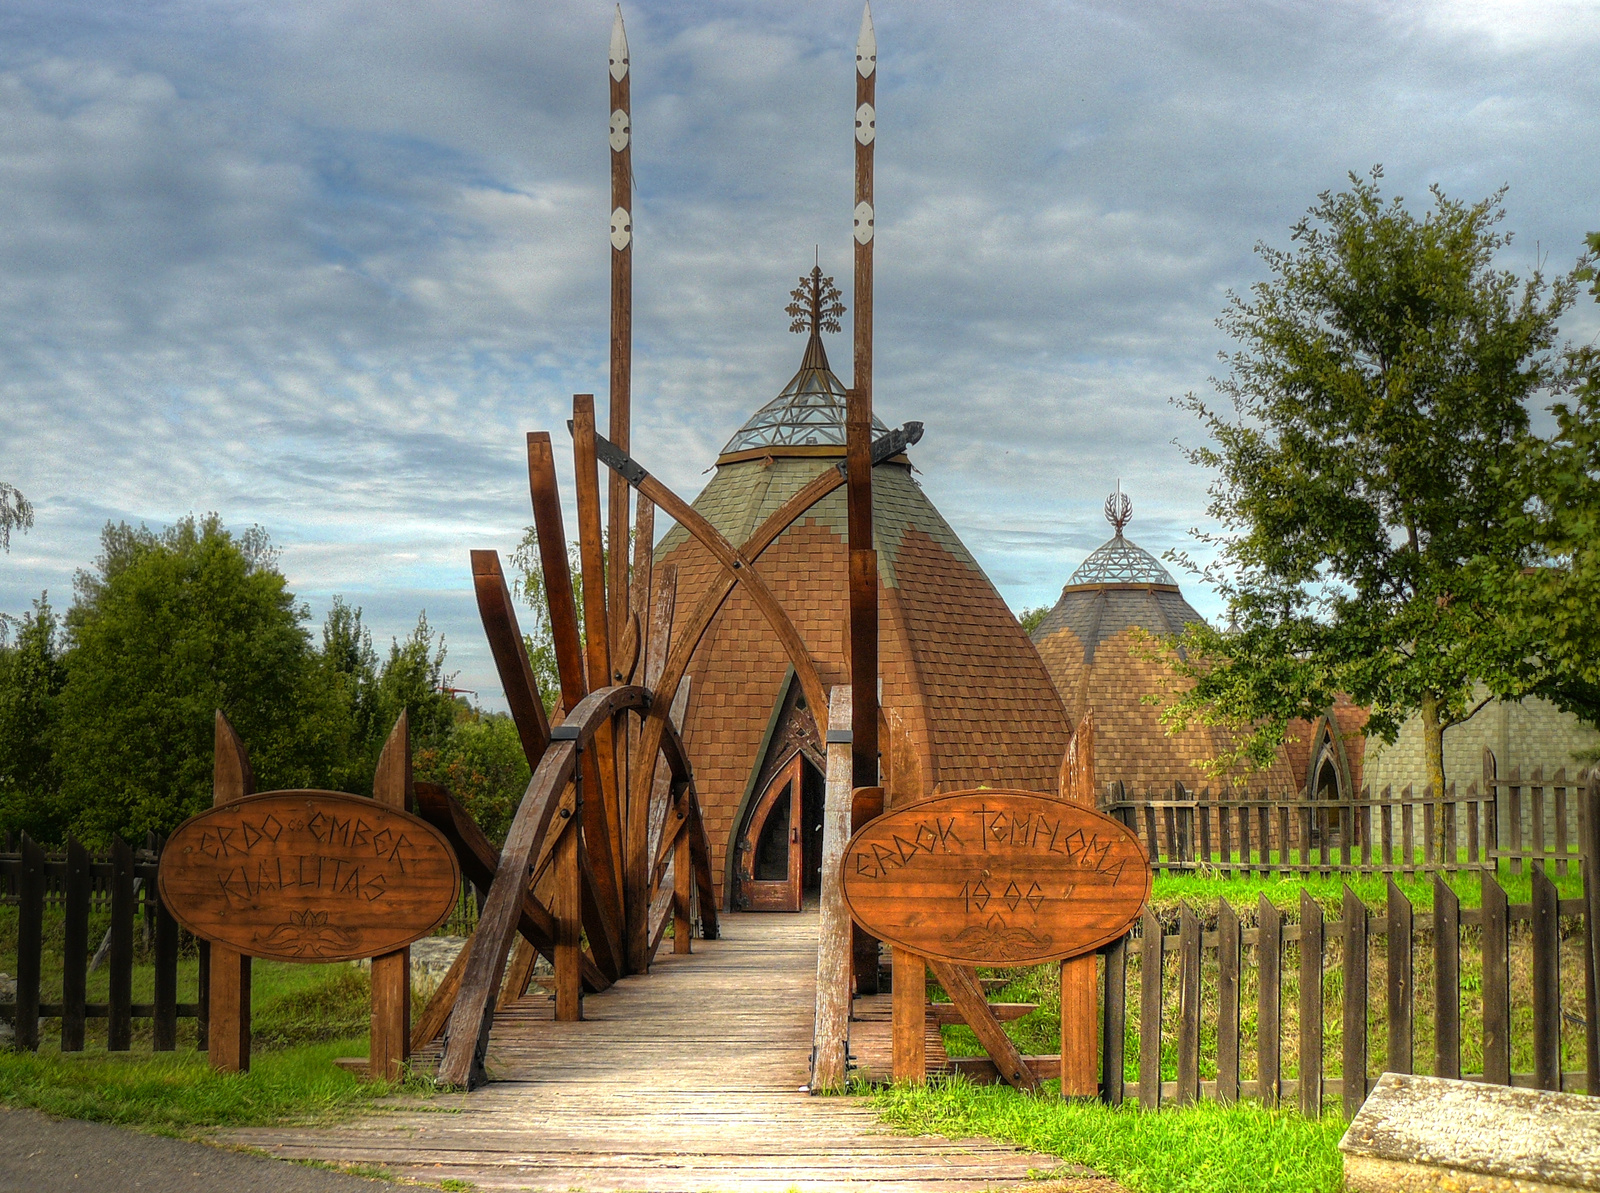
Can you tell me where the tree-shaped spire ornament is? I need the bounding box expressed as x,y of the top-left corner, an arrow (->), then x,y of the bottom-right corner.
784,265 -> 846,337
1105,482 -> 1132,535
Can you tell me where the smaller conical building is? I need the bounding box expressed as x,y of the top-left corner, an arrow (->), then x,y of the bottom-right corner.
1030,490 -> 1298,794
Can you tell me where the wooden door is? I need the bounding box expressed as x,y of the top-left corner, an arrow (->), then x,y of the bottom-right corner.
739,754 -> 804,912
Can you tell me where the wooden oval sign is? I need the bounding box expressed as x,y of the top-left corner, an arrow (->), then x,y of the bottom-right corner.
158,790 -> 461,964
841,788 -> 1150,966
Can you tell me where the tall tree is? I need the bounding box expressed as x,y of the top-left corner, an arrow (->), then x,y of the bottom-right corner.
1161,170 -> 1577,799
0,481 -> 33,551
1491,230 -> 1600,746
54,515 -> 322,842
0,595 -> 68,841
372,611 -> 457,751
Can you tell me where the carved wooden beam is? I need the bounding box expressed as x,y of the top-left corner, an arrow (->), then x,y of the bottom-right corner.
470,550 -> 550,771
413,781 -> 609,994
926,958 -> 1039,1094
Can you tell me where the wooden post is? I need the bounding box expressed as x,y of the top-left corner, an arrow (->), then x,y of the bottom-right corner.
369,713 -> 412,1082
1060,712 -> 1099,1096
555,815 -> 583,1022
208,711 -> 253,1073
1138,907 -> 1163,1109
1343,884 -> 1369,1117
1216,899 -> 1240,1104
1434,874 -> 1461,1080
1481,870 -> 1511,1085
673,825 -> 692,955
14,833 -> 43,1051
811,685 -> 853,1091
1387,877 -> 1413,1076
1531,866 -> 1561,1091
571,395 -> 628,975
61,837 -> 89,1053
1298,889 -> 1323,1118
108,836 -> 134,1051
848,3 -> 879,794
891,948 -> 925,1083
1102,932 -> 1128,1106
1176,904 -> 1201,1104
1583,771 -> 1600,1096
1257,894 -> 1282,1107
607,7 -> 633,663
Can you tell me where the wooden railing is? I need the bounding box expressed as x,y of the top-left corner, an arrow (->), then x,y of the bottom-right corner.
1103,764 -> 1594,877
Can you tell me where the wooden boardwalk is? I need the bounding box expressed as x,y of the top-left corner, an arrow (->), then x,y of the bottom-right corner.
224,913 -> 1082,1192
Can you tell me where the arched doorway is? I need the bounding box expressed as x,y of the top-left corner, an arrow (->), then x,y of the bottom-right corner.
734,749 -> 825,911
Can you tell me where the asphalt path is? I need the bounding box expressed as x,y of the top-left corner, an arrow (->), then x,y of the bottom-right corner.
0,1107 -> 392,1192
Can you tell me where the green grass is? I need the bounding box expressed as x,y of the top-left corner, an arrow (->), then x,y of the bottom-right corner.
1147,864 -> 1585,915
0,924 -> 434,1135
0,1040 -> 415,1134
873,1078 -> 1346,1193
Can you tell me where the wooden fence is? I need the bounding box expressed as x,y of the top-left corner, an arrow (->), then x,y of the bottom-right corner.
1104,761 -> 1592,878
1099,870 -> 1596,1115
0,835 -> 204,1051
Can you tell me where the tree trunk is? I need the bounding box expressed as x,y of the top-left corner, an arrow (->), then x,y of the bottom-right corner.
1420,692 -> 1446,801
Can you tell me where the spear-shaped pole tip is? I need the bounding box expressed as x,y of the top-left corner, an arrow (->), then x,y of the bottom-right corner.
610,6 -> 630,82
856,3 -> 876,78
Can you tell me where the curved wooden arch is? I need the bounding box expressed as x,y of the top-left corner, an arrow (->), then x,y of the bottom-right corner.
621,460 -> 850,844
438,685 -> 716,1089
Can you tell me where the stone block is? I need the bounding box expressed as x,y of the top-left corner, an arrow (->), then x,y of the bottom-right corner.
1341,1073 -> 1600,1192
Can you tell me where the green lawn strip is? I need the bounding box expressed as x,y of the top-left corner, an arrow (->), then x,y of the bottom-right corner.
1148,866 -> 1584,915
0,1039 -> 412,1134
872,1079 -> 1345,1193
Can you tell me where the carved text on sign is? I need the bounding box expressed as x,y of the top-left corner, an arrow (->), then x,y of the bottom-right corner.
840,789 -> 1150,966
158,790 -> 461,964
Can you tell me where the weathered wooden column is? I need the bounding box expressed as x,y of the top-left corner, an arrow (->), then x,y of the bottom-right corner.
208,711 -> 253,1073
811,685 -> 854,1090
606,5 -> 632,654
369,713 -> 412,1081
1060,712 -> 1099,1096
848,2 -> 878,795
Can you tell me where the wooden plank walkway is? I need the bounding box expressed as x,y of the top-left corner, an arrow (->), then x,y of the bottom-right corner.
224,913 -> 1084,1192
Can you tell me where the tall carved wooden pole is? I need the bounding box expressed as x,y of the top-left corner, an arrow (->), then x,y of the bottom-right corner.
607,6 -> 633,664
848,2 -> 878,790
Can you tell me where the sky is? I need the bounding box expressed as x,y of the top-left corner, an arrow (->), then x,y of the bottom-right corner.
2,0 -> 1599,711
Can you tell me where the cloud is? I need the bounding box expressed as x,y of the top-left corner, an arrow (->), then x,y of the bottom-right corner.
2,0 -> 1598,710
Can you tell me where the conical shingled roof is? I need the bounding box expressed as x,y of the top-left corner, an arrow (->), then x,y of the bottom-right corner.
1030,493 -> 1299,794
659,324 -> 1071,909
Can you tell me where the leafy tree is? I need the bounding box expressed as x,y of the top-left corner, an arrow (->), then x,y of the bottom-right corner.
53,515 -> 324,843
0,481 -> 33,551
372,611 -> 457,752
1016,605 -> 1050,636
415,711 -> 531,845
1490,230 -> 1600,747
0,595 -> 68,841
1160,169 -> 1578,799
307,596 -> 383,794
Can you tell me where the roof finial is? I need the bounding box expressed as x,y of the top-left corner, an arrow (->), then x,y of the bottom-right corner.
785,264 -> 845,337
1105,481 -> 1131,535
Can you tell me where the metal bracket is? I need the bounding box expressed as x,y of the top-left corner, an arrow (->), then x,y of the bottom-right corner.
825,729 -> 853,744
549,724 -> 581,741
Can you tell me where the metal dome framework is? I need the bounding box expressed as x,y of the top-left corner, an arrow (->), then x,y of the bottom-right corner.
1066,533 -> 1176,587
720,269 -> 890,456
